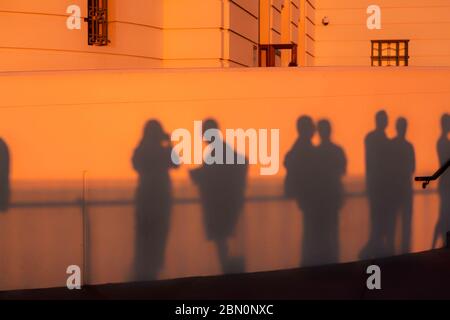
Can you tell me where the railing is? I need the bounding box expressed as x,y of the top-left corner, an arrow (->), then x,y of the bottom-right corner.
415,159 -> 450,189
258,44 -> 298,67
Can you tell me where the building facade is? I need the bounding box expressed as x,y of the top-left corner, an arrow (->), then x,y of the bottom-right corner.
2,0 -> 450,71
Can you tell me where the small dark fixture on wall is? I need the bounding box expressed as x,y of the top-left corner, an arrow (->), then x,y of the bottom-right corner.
85,0 -> 109,46
371,39 -> 409,66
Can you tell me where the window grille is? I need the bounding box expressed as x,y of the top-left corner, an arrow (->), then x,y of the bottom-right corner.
371,40 -> 409,66
86,0 -> 108,46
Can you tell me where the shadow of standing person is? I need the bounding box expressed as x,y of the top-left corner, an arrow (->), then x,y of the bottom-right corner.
0,138 -> 10,212
432,114 -> 450,248
359,110 -> 395,259
314,119 -> 347,264
132,120 -> 179,281
391,117 -> 415,254
284,116 -> 319,266
190,119 -> 248,274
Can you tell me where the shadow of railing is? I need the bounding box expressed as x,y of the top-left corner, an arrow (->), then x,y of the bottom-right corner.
3,187 -> 439,288
9,188 -> 437,209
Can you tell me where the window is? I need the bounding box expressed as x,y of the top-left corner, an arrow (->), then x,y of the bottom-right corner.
371,40 -> 409,66
86,0 -> 108,46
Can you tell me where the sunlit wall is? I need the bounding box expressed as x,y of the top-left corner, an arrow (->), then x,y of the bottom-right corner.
0,67 -> 448,180
0,66 -> 448,291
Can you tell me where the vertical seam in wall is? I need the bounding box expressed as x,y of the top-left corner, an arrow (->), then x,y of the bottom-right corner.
269,0 -> 271,44
258,0 -> 261,46
222,1 -> 224,63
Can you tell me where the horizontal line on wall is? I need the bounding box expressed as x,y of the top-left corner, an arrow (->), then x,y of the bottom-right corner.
0,10 -> 67,18
306,16 -> 316,26
0,10 -> 255,33
306,34 -> 315,42
271,28 -> 281,36
164,26 -> 252,32
0,46 -> 162,61
314,55 -> 383,58
221,58 -> 250,67
315,21 -> 450,27
227,29 -> 258,45
229,0 -> 259,19
0,11 -> 164,30
306,0 -> 316,10
271,4 -> 282,14
163,57 -> 250,67
315,55 -> 450,59
109,20 -> 162,30
163,57 -> 233,62
0,67 -> 165,74
315,38 -> 450,42
3,90 -> 450,110
316,5 -> 450,10
163,27 -> 258,45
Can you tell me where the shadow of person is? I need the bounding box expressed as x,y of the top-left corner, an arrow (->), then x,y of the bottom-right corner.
284,115 -> 320,266
313,119 -> 347,264
190,119 -> 248,274
391,117 -> 415,254
0,138 -> 10,213
432,113 -> 450,248
132,120 -> 179,281
359,110 -> 396,259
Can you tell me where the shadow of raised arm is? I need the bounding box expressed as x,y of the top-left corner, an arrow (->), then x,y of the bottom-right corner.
415,159 -> 450,189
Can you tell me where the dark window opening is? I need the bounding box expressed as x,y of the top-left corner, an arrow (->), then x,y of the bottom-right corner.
371,40 -> 409,66
259,44 -> 298,67
86,0 -> 109,46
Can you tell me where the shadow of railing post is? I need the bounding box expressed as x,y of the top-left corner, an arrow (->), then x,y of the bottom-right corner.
81,170 -> 89,287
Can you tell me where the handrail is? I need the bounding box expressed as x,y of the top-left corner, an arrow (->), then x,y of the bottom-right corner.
415,159 -> 450,189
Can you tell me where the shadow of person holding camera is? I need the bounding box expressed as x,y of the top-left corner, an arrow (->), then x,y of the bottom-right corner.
132,120 -> 179,281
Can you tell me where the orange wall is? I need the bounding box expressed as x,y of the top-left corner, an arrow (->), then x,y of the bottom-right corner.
163,0 -> 259,68
0,0 -> 259,71
298,0 -> 316,66
0,0 -> 165,71
0,67 -> 448,182
259,0 -> 300,45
